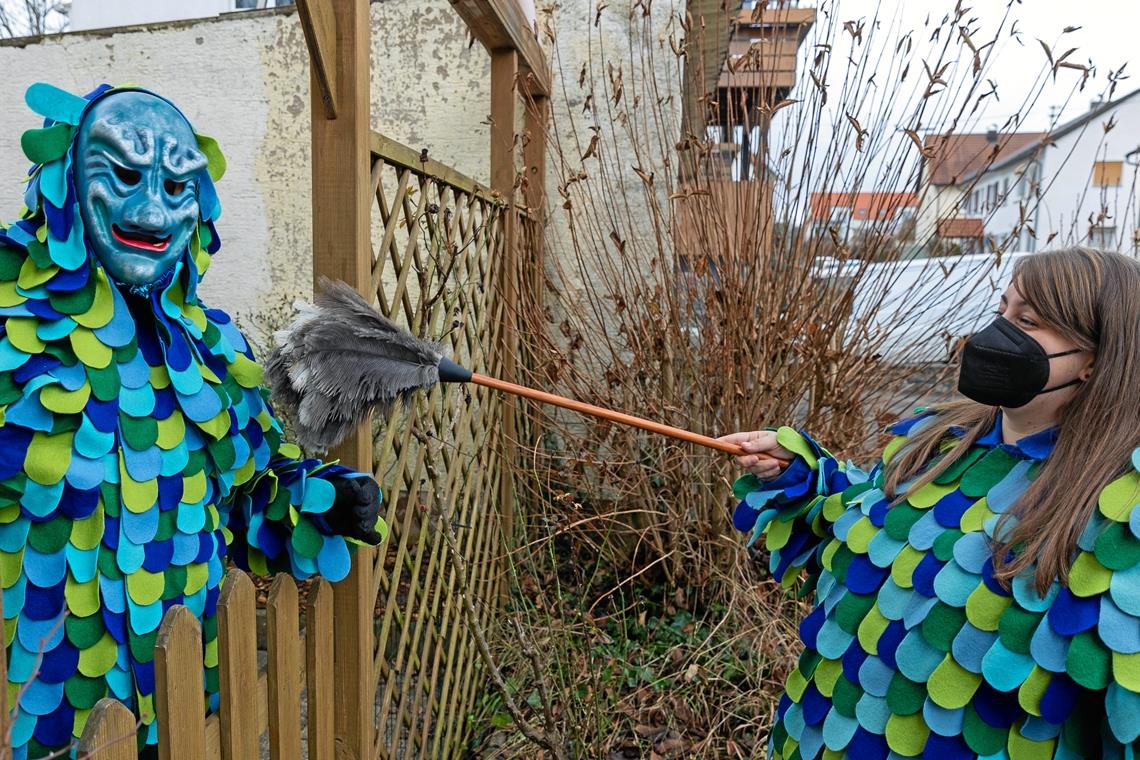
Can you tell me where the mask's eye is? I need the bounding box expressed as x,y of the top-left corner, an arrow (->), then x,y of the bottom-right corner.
112,164 -> 142,185
164,179 -> 186,195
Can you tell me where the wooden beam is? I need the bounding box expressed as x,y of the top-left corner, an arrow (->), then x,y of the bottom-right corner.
491,48 -> 519,547
450,0 -> 550,97
307,1 -> 375,758
296,0 -> 339,119
523,95 -> 547,215
370,132 -> 493,199
491,50 -> 519,198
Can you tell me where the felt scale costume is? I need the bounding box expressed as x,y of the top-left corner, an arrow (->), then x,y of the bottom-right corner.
732,414 -> 1140,759
0,83 -> 386,758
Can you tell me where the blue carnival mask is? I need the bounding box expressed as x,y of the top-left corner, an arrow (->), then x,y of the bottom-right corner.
74,91 -> 205,287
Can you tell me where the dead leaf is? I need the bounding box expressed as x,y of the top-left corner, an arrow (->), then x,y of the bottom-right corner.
594,1 -> 608,26
582,134 -> 600,161
904,128 -> 935,158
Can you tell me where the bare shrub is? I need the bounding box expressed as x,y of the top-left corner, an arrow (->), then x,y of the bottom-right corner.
470,0 -> 1118,756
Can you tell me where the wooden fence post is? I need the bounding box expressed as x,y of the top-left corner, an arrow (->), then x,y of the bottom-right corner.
299,0 -> 375,757
154,607 -> 207,760
267,576 -> 301,760
77,699 -> 139,760
491,48 -> 520,546
305,579 -> 335,760
523,94 -> 548,239
522,93 -> 548,376
216,570 -> 258,760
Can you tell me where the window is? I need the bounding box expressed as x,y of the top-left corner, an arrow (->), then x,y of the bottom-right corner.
235,0 -> 294,8
1093,161 -> 1123,187
1089,226 -> 1117,249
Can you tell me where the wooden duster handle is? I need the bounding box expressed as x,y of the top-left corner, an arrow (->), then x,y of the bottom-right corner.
469,373 -> 790,465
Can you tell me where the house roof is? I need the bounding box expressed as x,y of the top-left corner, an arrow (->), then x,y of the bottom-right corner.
959,85 -> 1140,181
809,192 -> 918,222
923,133 -> 1045,186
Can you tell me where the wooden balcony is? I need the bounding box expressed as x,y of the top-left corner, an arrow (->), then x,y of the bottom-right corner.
719,6 -> 815,93
720,42 -> 800,90
734,6 -> 817,32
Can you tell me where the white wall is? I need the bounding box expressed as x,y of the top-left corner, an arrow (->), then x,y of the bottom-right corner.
823,253 -> 1030,364
914,184 -> 963,245
1035,95 -> 1140,254
965,157 -> 1033,250
69,0 -> 233,31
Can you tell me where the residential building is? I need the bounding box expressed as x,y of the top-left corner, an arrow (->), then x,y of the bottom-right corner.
68,0 -> 295,32
683,0 -> 816,181
920,87 -> 1140,255
916,131 -> 1043,254
673,1 -> 817,266
810,192 -> 919,239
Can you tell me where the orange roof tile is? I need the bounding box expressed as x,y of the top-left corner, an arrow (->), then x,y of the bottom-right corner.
809,192 -> 919,222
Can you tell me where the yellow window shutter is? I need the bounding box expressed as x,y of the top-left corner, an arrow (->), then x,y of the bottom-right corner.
1093,160 -> 1123,186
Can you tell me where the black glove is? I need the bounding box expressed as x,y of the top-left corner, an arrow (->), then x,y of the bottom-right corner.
326,476 -> 385,544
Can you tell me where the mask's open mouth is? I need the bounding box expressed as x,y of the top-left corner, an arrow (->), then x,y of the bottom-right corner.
112,224 -> 172,252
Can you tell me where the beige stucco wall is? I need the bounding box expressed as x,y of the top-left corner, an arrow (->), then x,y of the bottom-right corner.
538,0 -> 683,325
0,2 -> 491,344
914,183 -> 964,245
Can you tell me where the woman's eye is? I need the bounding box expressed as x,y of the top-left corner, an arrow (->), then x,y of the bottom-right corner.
164,179 -> 186,195
112,164 -> 141,185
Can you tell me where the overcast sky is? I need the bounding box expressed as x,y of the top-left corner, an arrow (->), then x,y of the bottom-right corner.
759,0 -> 1140,192
806,0 -> 1138,130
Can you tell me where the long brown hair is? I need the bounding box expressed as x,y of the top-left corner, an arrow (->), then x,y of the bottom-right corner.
883,247 -> 1140,594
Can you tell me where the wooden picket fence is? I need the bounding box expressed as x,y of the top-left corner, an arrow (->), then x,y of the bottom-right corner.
76,570 -> 335,760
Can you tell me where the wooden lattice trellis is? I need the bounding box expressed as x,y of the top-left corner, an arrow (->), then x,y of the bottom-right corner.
366,135 -> 513,759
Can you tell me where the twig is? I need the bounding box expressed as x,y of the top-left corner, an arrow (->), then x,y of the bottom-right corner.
412,429 -> 569,760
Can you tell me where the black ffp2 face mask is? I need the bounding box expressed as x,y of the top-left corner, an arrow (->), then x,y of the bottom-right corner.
957,317 -> 1083,408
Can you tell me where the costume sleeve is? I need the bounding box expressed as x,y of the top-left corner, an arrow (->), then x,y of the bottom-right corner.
213,322 -> 387,584
731,426 -> 879,586
220,439 -> 385,583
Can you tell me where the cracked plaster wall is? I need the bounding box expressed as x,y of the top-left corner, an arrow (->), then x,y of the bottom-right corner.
0,2 -> 492,345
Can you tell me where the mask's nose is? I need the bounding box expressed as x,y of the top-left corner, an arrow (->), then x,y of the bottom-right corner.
119,191 -> 170,234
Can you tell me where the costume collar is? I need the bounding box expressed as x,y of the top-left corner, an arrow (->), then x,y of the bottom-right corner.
954,412 -> 1058,461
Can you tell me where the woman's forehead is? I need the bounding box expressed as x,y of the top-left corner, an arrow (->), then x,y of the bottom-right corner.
1001,281 -> 1032,308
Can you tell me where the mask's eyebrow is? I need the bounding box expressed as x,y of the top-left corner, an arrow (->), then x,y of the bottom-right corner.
87,144 -> 137,170
160,135 -> 207,178
87,118 -> 155,164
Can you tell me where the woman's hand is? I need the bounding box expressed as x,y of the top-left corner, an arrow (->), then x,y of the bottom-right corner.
717,430 -> 795,481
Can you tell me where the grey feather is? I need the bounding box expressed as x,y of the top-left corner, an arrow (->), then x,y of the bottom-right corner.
266,279 -> 446,452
